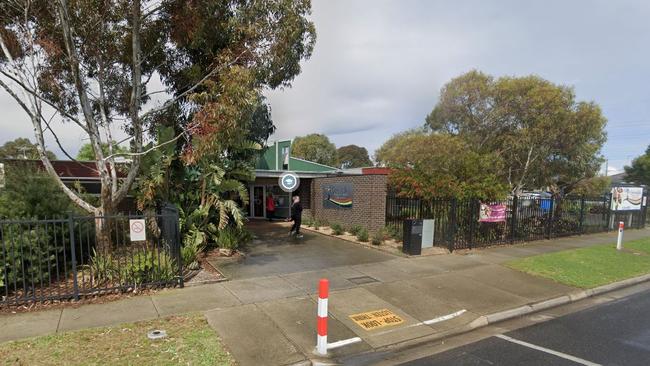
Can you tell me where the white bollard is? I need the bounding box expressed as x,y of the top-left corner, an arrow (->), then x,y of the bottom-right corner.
616,221 -> 624,250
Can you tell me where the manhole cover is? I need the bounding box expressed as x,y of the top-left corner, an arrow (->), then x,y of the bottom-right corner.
347,276 -> 379,285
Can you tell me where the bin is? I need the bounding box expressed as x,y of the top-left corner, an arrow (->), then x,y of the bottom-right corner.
402,219 -> 423,255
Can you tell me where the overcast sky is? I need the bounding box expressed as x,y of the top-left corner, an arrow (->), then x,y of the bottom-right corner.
265,0 -> 650,174
1,0 -> 649,174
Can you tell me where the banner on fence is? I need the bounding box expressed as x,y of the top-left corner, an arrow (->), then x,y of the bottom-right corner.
129,219 -> 147,241
478,203 -> 507,222
611,186 -> 644,211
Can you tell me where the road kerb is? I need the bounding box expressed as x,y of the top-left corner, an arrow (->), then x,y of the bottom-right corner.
337,272 -> 650,363
485,305 -> 533,324
529,295 -> 571,312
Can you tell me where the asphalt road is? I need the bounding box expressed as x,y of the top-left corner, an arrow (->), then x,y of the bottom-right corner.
400,288 -> 650,365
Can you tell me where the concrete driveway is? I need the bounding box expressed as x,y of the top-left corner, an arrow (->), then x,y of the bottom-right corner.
209,220 -> 396,279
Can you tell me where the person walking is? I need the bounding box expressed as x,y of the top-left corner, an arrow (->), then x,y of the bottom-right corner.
288,195 -> 303,238
266,192 -> 276,221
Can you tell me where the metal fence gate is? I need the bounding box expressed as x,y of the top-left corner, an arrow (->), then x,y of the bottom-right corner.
1,207 -> 182,306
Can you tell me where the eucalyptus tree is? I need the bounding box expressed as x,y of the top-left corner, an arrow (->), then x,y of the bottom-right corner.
0,0 -> 315,213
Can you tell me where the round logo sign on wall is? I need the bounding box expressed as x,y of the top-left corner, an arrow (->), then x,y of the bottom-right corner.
278,172 -> 300,192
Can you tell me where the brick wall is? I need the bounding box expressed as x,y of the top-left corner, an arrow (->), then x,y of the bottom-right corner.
309,174 -> 388,233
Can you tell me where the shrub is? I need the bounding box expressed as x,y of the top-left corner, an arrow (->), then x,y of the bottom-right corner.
0,226 -> 61,292
356,228 -> 369,242
217,227 -> 239,250
312,219 -> 321,230
124,250 -> 176,284
0,164 -> 80,219
302,215 -> 314,227
89,249 -> 119,285
383,225 -> 401,241
89,248 -> 177,286
235,227 -> 254,245
181,242 -> 201,270
330,223 -> 344,235
371,230 -> 384,245
348,225 -> 363,236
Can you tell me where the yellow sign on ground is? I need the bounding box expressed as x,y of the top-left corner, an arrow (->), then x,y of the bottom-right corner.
349,309 -> 404,331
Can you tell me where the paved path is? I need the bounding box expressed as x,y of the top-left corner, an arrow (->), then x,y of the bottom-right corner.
210,221 -> 395,279
398,287 -> 650,366
1,227 -> 649,366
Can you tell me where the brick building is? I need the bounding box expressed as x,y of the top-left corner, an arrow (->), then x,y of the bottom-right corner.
250,140 -> 389,232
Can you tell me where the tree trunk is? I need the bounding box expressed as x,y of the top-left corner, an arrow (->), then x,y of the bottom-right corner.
95,186 -> 115,253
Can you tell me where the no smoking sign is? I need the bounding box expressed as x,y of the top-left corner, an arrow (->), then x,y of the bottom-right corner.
129,219 -> 146,242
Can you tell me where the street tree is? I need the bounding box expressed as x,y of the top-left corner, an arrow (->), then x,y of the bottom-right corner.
624,145 -> 650,186
376,129 -> 507,199
0,0 -> 315,222
291,134 -> 338,167
0,138 -> 56,160
337,144 -> 372,168
426,70 -> 607,195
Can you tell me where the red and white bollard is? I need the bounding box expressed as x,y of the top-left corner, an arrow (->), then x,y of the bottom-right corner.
617,221 -> 624,250
316,278 -> 329,355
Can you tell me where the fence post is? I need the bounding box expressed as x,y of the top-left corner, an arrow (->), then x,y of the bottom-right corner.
579,196 -> 586,234
163,203 -> 184,288
605,193 -> 612,231
510,195 -> 518,243
546,198 -> 554,239
67,213 -> 80,301
467,199 -> 481,249
447,198 -> 457,252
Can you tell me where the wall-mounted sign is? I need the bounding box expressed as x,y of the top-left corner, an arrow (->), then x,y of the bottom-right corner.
278,172 -> 300,192
129,219 -> 146,242
479,203 -> 507,222
611,187 -> 644,211
323,182 -> 353,209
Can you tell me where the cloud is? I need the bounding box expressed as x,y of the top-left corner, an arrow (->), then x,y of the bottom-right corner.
1,0 -> 649,165
265,0 -> 650,161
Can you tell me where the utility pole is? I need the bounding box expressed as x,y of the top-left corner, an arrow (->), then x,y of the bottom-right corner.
604,159 -> 608,176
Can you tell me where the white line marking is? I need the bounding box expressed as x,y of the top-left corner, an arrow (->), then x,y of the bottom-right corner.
327,337 -> 362,350
495,334 -> 602,366
373,309 -> 468,336
423,309 -> 467,325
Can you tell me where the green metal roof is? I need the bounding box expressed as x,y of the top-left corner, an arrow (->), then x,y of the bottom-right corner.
255,140 -> 337,173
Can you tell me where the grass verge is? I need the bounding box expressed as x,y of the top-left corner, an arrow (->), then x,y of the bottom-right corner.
0,313 -> 234,366
506,237 -> 650,289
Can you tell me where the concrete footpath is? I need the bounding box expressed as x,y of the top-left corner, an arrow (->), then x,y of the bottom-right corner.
2,228 -> 650,366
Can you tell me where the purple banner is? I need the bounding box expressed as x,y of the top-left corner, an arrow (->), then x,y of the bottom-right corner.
478,203 -> 507,223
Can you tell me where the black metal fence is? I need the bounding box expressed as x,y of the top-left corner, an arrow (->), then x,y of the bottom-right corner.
386,193 -> 648,252
0,206 -> 182,306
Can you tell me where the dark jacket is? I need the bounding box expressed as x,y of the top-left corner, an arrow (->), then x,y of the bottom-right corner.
291,202 -> 303,220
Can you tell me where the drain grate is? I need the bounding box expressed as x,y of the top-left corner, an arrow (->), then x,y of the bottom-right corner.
347,275 -> 379,285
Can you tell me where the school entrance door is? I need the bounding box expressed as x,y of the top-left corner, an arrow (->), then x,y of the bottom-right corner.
248,184 -> 292,219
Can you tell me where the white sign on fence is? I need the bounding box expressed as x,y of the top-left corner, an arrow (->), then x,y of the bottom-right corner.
422,219 -> 434,248
610,187 -> 644,211
129,219 -> 146,242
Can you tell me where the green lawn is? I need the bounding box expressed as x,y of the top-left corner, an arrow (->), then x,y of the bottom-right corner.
506,238 -> 650,289
0,313 -> 234,366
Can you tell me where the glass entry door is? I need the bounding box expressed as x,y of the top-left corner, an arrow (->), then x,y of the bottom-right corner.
252,186 -> 265,217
